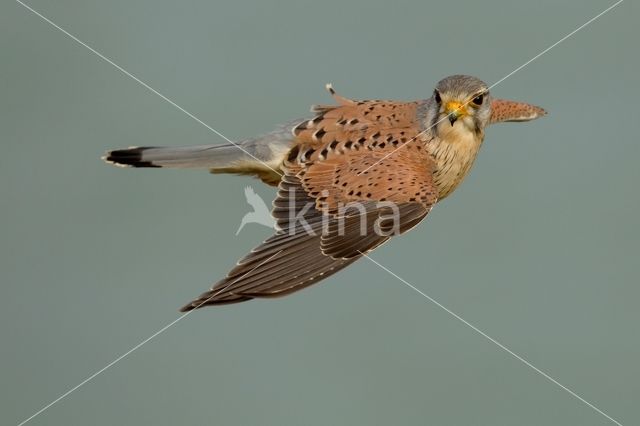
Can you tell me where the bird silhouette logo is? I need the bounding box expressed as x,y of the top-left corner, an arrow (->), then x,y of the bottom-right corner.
236,186 -> 277,235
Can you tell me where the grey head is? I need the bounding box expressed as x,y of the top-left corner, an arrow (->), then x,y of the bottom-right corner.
427,74 -> 492,134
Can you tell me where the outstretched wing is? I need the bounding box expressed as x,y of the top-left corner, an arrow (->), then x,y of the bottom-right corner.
489,99 -> 546,124
180,89 -> 438,310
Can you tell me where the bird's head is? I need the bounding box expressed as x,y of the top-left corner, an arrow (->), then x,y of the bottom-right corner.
430,75 -> 491,135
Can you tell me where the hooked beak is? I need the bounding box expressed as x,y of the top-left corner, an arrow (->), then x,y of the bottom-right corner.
445,101 -> 467,126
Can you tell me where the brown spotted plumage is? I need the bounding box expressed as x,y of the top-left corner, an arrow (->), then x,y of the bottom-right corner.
103,75 -> 546,310
490,98 -> 547,124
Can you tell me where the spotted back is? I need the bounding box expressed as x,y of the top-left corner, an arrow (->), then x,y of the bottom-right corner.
285,86 -> 438,213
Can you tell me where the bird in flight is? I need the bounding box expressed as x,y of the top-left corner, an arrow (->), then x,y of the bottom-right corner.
103,75 -> 546,311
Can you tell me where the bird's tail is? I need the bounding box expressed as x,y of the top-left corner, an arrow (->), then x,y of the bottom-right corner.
103,143 -> 257,170
102,121 -> 301,185
103,143 -> 284,185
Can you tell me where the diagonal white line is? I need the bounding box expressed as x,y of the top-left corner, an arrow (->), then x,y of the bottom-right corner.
360,253 -> 624,426
488,0 -> 624,89
15,250 -> 283,426
14,0 -> 283,177
357,0 -> 624,175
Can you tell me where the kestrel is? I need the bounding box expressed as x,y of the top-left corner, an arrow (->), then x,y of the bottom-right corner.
104,75 -> 546,311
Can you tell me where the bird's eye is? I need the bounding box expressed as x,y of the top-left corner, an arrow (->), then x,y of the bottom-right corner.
472,94 -> 484,105
434,90 -> 441,104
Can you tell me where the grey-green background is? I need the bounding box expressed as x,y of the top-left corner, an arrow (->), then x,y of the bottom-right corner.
1,0 -> 638,425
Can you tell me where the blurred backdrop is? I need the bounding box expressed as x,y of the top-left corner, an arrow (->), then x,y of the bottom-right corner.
1,1 -> 638,425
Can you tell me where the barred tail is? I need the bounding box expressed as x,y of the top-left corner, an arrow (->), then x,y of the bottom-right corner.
102,143 -> 256,169
102,119 -> 304,184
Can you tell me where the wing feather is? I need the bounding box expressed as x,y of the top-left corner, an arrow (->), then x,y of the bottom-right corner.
181,89 -> 439,310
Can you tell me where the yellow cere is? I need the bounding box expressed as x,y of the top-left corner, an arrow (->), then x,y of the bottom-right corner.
445,101 -> 467,116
